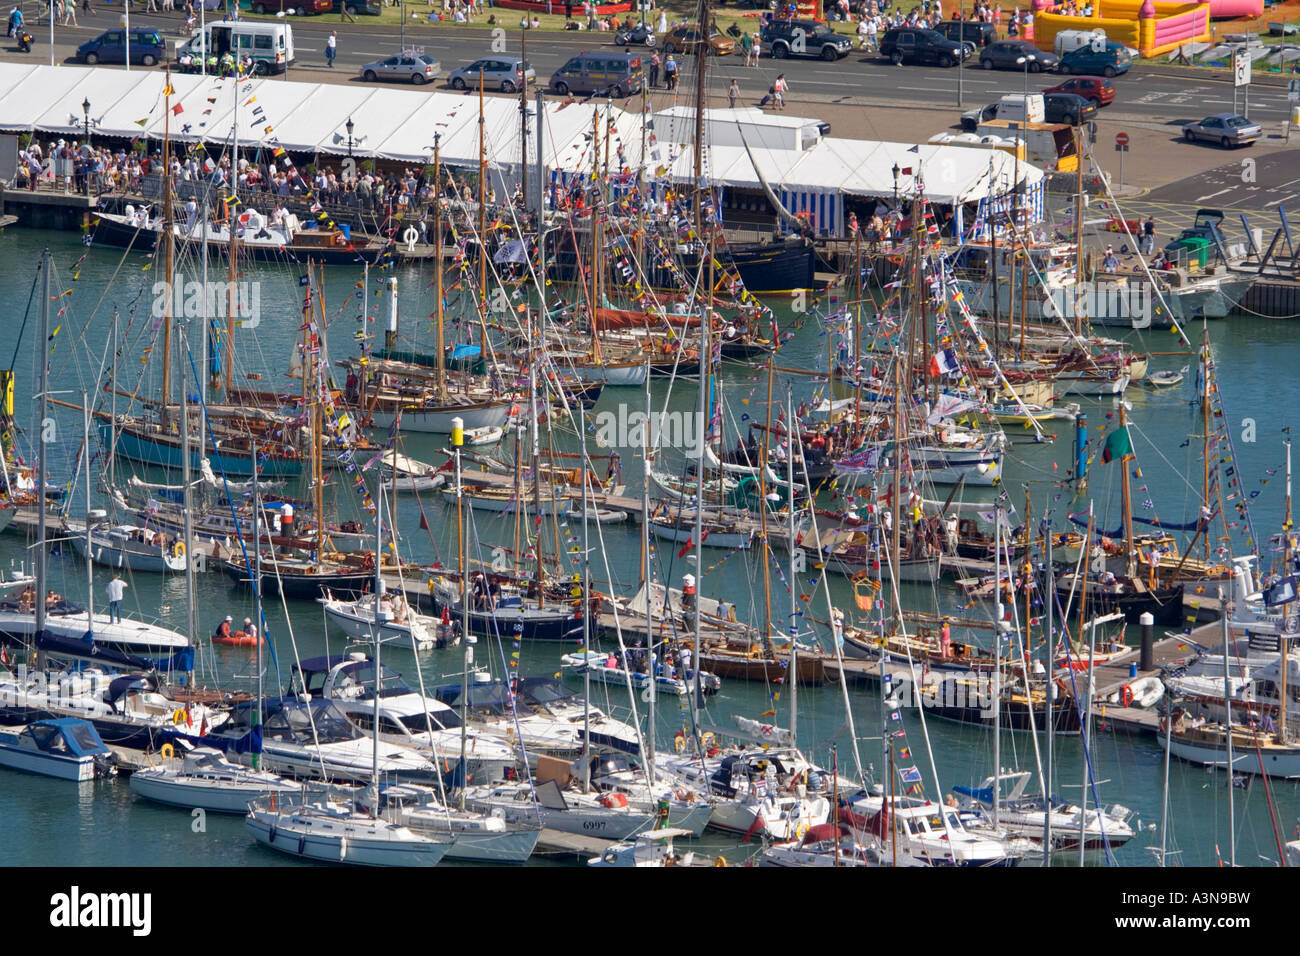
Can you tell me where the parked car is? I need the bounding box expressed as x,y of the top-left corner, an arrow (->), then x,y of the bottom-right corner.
361,51 -> 440,84
1042,91 -> 1098,125
960,102 -> 1000,132
1042,75 -> 1115,106
1182,113 -> 1262,148
77,28 -> 166,66
446,56 -> 536,92
550,52 -> 643,96
979,39 -> 1058,72
662,25 -> 734,55
1057,41 -> 1130,77
933,20 -> 998,48
879,28 -> 968,67
761,20 -> 852,60
334,0 -> 382,13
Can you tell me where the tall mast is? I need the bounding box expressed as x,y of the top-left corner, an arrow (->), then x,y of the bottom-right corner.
1120,403 -> 1135,581
1201,322 -> 1211,564
160,67 -> 175,430
34,249 -> 52,670
992,500 -> 1002,829
370,475 -> 383,818
642,355 -> 654,781
478,71 -> 488,362
786,387 -> 798,750
180,324 -> 197,680
1042,512 -> 1054,864
759,356 -> 774,651
225,77 -> 239,397
81,391 -> 93,635
434,136 -> 447,403
519,29 -> 528,216
1221,583 -> 1235,867
690,0 -> 712,719
252,441 -> 263,769
1282,437 -> 1292,744
1074,126 -> 1085,337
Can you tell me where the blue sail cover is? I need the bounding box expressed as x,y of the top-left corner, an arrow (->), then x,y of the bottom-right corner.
32,632 -> 195,674
1067,511 -> 1204,538
952,784 -> 994,804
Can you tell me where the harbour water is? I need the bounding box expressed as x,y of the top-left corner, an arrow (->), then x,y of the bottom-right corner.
1,227 -> 1297,867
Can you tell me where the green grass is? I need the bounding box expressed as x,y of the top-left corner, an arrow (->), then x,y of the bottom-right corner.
234,0 -> 866,39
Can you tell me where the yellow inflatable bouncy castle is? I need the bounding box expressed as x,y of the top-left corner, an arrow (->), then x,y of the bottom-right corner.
1031,0 -> 1212,59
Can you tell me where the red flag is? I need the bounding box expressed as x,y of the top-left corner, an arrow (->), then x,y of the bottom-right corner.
172,103 -> 184,116
677,538 -> 694,559
741,812 -> 766,844
418,509 -> 429,531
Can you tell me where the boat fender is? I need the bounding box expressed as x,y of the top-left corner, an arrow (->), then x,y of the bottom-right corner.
268,823 -> 277,844
1119,684 -> 1134,708
159,742 -> 175,760
173,709 -> 188,725
270,792 -> 278,811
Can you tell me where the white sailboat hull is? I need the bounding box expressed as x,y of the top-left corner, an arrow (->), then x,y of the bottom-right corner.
648,520 -> 753,550
247,807 -> 451,866
130,767 -> 299,813
368,401 -> 512,435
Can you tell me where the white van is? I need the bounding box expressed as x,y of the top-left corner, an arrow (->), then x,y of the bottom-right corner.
176,20 -> 294,74
997,93 -> 1045,124
1054,28 -> 1107,57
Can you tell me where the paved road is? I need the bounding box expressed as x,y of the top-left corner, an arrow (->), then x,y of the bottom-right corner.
6,10 -> 1298,125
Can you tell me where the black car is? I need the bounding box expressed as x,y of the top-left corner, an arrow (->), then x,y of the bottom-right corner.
1043,92 -> 1097,125
761,19 -> 853,60
979,39 -> 1059,72
879,28 -> 968,67
933,20 -> 998,48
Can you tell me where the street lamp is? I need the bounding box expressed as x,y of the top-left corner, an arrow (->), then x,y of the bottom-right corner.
83,98 -> 91,151
891,162 -> 900,247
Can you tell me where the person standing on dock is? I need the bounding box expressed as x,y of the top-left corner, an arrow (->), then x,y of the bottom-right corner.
105,574 -> 127,624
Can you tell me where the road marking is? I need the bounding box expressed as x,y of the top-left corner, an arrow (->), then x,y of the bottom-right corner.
1264,193 -> 1297,207
1194,188 -> 1234,201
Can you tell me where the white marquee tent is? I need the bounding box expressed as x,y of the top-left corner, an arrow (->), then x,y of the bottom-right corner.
0,63 -> 1043,236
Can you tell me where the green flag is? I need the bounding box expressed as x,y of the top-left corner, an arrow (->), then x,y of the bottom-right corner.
1102,426 -> 1132,464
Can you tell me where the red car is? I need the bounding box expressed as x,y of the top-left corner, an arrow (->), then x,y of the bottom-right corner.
1042,76 -> 1115,107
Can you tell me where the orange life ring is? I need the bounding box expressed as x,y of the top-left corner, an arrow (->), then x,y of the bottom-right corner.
1119,684 -> 1134,707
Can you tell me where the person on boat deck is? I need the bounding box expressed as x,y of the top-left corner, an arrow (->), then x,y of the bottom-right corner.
606,450 -> 621,485
345,369 -> 360,404
18,585 -> 35,611
214,615 -> 233,641
604,652 -> 618,669
45,590 -> 62,610
106,573 -> 127,624
939,618 -> 952,661
243,617 -> 257,640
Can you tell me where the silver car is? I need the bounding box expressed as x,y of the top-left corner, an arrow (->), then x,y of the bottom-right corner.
1182,113 -> 1261,148
446,57 -> 536,93
361,52 -> 440,85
